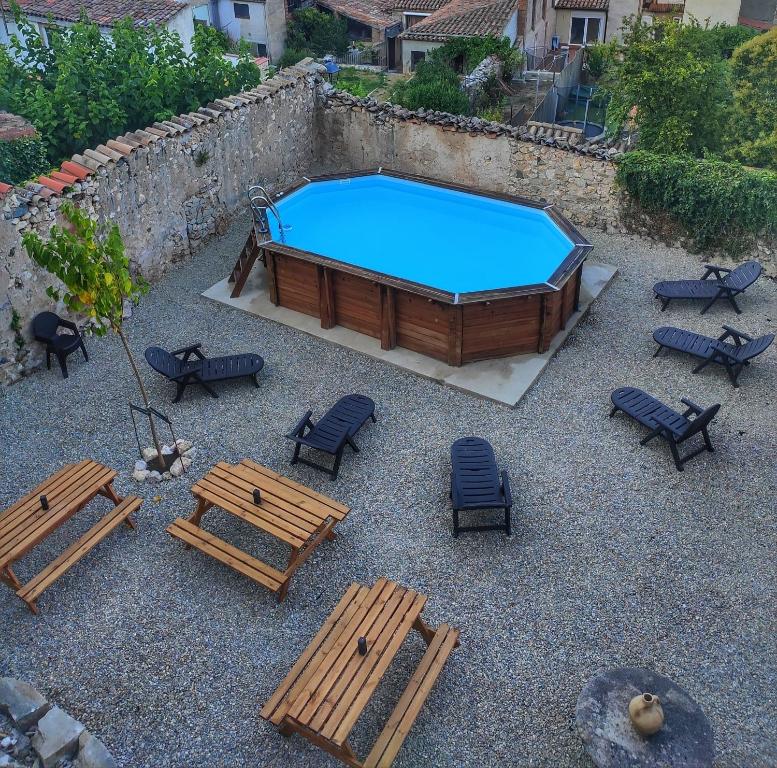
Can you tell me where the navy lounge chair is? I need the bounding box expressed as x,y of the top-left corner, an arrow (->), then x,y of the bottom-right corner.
451,437 -> 512,537
144,343 -> 264,402
654,325 -> 774,387
610,387 -> 720,471
32,311 -> 88,379
286,394 -> 376,480
653,260 -> 762,315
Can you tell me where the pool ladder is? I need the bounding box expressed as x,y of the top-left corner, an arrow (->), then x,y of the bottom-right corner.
228,186 -> 285,299
249,185 -> 286,245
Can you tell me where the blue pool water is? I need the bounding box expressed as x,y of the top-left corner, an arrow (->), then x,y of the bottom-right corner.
268,175 -> 575,294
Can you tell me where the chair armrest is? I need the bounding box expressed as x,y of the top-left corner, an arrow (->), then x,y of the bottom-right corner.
286,410 -> 314,439
172,343 -> 206,361
57,318 -> 80,333
680,398 -> 704,416
501,470 -> 512,508
719,325 -> 751,345
708,341 -> 740,364
701,264 -> 731,280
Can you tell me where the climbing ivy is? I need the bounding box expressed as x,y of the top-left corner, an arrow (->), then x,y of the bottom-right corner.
0,135 -> 49,184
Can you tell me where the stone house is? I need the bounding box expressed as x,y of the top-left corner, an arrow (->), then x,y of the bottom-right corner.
683,0 -> 776,29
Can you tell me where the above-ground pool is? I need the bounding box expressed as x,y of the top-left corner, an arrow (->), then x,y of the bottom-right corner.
253,170 -> 592,366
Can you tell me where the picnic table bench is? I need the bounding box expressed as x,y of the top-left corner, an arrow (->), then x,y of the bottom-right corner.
261,578 -> 460,767
167,459 -> 350,601
0,460 -> 141,614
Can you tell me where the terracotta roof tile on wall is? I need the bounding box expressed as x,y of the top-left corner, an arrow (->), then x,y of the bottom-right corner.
14,0 -> 185,26
387,0 -> 449,10
317,0 -> 395,29
554,0 -> 609,10
401,0 -> 517,40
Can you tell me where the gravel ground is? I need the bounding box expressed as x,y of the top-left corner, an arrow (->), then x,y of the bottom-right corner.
1,218 -> 775,768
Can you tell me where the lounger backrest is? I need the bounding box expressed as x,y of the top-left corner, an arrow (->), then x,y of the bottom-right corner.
735,333 -> 775,362
144,347 -> 184,379
32,311 -> 61,342
724,261 -> 762,290
680,404 -> 720,440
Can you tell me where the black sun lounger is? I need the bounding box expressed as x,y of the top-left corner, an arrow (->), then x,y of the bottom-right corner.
653,260 -> 762,315
286,394 -> 376,480
610,387 -> 720,471
654,325 -> 774,387
451,437 -> 512,537
145,343 -> 264,402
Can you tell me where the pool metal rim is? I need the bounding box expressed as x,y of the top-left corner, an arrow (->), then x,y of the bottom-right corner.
264,169 -> 593,305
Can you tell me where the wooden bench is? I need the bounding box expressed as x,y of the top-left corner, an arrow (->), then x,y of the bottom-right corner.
364,624 -> 460,768
16,495 -> 141,614
167,518 -> 285,594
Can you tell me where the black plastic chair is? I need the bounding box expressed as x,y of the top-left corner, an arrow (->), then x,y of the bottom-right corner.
653,325 -> 774,387
610,387 -> 720,471
286,394 -> 376,480
144,343 -> 264,402
451,437 -> 512,537
32,312 -> 88,379
653,260 -> 762,315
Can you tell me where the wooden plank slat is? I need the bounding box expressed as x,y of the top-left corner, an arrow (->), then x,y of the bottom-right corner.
326,592 -> 427,743
240,460 -> 349,517
0,463 -> 77,521
16,496 -> 142,605
364,626 -> 459,768
192,478 -> 310,547
167,518 -> 285,590
286,579 -> 393,723
317,589 -> 423,739
260,583 -> 368,723
0,464 -> 116,566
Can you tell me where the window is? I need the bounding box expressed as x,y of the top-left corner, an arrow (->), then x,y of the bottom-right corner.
404,13 -> 428,28
531,0 -> 537,30
233,3 -> 250,19
542,0 -> 547,20
570,13 -> 604,45
410,50 -> 426,70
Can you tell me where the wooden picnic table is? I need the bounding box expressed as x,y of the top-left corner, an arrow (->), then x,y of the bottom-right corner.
261,578 -> 460,768
0,460 -> 142,614
167,459 -> 350,601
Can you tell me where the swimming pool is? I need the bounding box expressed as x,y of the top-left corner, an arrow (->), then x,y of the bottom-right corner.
251,170 -> 592,366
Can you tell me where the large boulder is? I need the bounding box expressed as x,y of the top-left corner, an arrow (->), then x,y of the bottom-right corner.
74,731 -> 116,768
31,707 -> 84,768
0,678 -> 50,731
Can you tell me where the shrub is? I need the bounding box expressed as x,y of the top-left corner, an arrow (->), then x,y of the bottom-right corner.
287,8 -> 348,57
724,27 -> 777,171
583,41 -> 617,80
390,59 -> 469,114
0,10 -> 261,164
616,150 -> 777,249
277,47 -> 313,69
0,134 -> 49,184
430,36 -> 519,78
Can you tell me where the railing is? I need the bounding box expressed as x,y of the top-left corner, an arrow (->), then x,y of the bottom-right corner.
332,44 -> 387,68
528,49 -> 584,125
524,45 -> 568,73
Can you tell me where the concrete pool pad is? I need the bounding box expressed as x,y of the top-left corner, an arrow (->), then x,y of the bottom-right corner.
203,261 -> 617,406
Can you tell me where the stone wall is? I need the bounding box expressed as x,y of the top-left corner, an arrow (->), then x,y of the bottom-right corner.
0,63 -> 320,383
315,90 -> 623,233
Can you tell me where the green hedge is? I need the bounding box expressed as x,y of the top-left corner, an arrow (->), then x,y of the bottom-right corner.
616,150 -> 777,249
0,134 -> 49,184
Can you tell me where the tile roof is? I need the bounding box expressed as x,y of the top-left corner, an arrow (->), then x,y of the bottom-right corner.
14,0 -> 187,27
317,0 -> 395,29
387,0 -> 449,10
642,2 -> 683,12
400,0 -> 517,40
553,0 -> 609,9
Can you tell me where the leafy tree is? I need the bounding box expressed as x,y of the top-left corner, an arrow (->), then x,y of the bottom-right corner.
583,40 -> 617,80
0,7 -> 261,163
0,134 -> 49,184
603,17 -> 731,155
430,36 -> 520,78
286,8 -> 348,57
724,27 -> 777,171
277,47 -> 313,69
22,204 -> 165,459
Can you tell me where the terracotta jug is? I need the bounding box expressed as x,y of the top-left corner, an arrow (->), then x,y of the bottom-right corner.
628,692 -> 664,736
